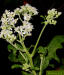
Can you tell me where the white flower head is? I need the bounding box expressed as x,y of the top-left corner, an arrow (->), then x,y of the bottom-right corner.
15,21 -> 33,37
0,30 -> 16,43
45,8 -> 62,25
14,8 -> 22,15
20,4 -> 38,16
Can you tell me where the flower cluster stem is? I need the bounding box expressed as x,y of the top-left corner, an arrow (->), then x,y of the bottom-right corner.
19,34 -> 36,75
32,24 -> 47,57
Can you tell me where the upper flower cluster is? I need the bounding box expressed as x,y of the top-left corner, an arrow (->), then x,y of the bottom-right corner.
45,8 -> 62,25
0,4 -> 38,43
0,10 -> 17,43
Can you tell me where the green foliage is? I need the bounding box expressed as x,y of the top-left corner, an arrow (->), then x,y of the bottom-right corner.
33,54 -> 40,67
47,35 -> 64,61
37,35 -> 64,70
8,35 -> 64,75
14,43 -> 25,52
11,64 -> 22,69
38,46 -> 47,55
8,44 -> 17,54
8,44 -> 25,63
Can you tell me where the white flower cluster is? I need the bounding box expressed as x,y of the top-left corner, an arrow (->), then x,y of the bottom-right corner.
0,30 -> 16,43
15,21 -> 33,37
14,4 -> 38,37
0,4 -> 38,43
1,10 -> 18,28
45,8 -> 62,25
14,4 -> 38,19
21,4 -> 38,15
0,10 -> 17,43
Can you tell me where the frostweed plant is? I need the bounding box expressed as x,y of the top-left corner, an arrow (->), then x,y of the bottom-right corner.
0,4 -> 64,75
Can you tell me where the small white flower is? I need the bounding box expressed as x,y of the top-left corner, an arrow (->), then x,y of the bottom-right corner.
14,8 -> 22,15
1,10 -> 18,28
20,4 -> 38,16
0,29 -> 16,42
0,4 -> 38,42
24,13 -> 31,21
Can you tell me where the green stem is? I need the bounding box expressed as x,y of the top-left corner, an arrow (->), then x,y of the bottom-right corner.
19,51 -> 27,62
39,55 -> 44,75
18,34 -> 36,75
18,15 -> 23,22
18,34 -> 30,55
32,70 -> 37,75
21,42 -> 37,75
32,24 -> 47,57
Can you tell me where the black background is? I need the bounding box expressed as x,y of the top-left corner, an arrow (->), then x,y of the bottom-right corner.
0,0 -> 64,75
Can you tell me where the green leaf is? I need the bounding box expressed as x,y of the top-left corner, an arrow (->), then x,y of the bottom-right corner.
38,46 -> 47,55
8,44 -> 17,54
48,35 -> 64,52
15,43 -> 24,52
17,53 -> 26,63
42,58 -> 49,70
47,35 -> 64,61
8,52 -> 26,63
52,53 -> 60,63
8,44 -> 18,62
8,53 -> 18,62
42,35 -> 64,70
8,44 -> 26,63
33,54 -> 40,67
11,64 -> 22,69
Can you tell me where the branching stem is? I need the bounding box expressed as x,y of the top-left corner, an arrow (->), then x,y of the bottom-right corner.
18,34 -> 37,75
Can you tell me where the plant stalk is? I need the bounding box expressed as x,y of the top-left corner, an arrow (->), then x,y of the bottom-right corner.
19,34 -> 37,75
39,55 -> 44,75
32,24 -> 47,57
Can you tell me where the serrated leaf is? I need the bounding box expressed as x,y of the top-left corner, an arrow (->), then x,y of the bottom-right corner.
47,35 -> 64,61
42,35 -> 64,70
11,64 -> 22,69
48,35 -> 64,52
